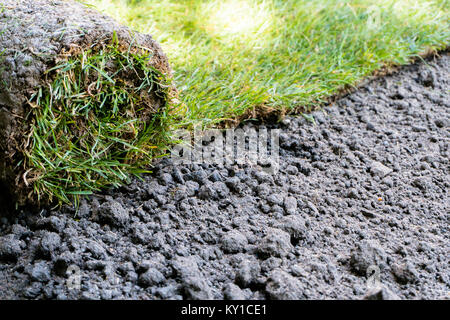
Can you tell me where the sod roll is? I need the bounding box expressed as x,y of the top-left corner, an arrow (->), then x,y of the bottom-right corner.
0,0 -> 173,206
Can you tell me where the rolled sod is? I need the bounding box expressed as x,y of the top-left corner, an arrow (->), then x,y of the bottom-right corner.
0,0 -> 174,206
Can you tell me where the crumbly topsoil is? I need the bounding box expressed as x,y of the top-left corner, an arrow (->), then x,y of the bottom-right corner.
0,0 -> 171,205
0,53 -> 448,300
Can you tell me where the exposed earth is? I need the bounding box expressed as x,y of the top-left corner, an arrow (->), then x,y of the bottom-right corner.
0,52 -> 448,300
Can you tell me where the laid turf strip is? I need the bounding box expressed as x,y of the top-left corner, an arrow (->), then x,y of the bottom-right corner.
88,0 -> 449,125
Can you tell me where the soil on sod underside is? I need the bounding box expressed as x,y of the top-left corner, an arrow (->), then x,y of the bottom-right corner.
0,53 -> 448,300
0,0 -> 173,206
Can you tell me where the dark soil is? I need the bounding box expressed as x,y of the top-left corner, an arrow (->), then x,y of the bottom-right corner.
0,53 -> 448,300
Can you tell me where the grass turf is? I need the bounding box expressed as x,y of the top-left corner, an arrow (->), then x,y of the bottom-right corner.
24,41 -> 173,206
86,0 -> 449,127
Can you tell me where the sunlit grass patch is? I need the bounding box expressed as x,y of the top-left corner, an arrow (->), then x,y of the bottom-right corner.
203,0 -> 273,40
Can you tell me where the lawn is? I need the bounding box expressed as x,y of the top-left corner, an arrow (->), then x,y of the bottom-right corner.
85,0 -> 449,127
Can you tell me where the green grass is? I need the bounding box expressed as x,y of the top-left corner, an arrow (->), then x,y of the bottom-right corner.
86,0 -> 449,127
25,41 -> 173,205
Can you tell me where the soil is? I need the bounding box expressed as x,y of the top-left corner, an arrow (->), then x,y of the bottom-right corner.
0,53 -> 448,300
